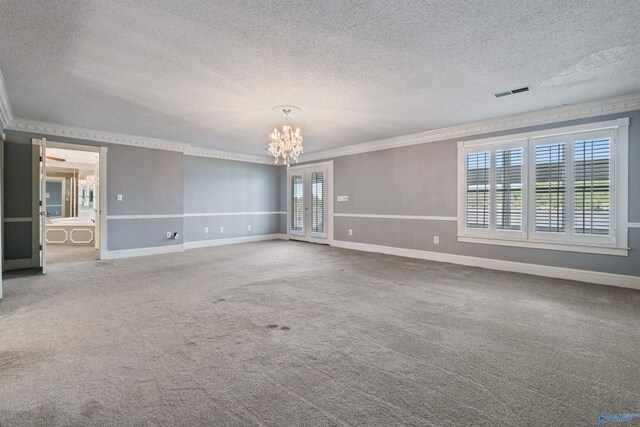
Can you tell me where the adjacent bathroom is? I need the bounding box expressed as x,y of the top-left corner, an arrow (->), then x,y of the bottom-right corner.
45,147 -> 100,263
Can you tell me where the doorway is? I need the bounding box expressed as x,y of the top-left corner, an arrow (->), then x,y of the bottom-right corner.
35,139 -> 107,273
287,161 -> 333,244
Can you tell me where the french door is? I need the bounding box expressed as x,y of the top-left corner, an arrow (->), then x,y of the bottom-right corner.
288,162 -> 332,243
38,138 -> 48,274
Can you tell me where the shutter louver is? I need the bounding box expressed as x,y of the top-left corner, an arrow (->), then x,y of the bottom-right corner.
466,152 -> 490,229
574,138 -> 610,236
496,148 -> 523,231
311,171 -> 324,233
535,142 -> 566,233
291,175 -> 303,232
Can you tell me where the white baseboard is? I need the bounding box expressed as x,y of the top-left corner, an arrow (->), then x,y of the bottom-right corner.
105,244 -> 184,260
104,234 -> 288,259
184,234 -> 282,249
331,240 -> 640,290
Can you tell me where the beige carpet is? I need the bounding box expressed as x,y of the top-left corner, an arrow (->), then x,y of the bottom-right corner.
46,245 -> 100,264
0,240 -> 638,426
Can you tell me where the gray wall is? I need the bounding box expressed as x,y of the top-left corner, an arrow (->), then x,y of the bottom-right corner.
183,156 -> 282,242
3,130 -> 284,259
327,110 -> 640,277
107,144 -> 183,251
2,130 -> 184,254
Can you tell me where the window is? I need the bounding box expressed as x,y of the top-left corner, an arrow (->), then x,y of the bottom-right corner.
465,151 -> 490,230
457,119 -> 628,255
496,146 -> 523,232
532,137 -> 567,238
574,135 -> 611,237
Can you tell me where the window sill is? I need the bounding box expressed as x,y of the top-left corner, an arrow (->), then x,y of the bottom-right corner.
457,236 -> 628,256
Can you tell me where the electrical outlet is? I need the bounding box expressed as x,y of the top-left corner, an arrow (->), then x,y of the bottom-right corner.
434,236 -> 439,244
219,227 -> 224,233
117,194 -> 123,201
166,231 -> 172,239
247,225 -> 252,231
349,229 -> 353,236
204,227 -> 209,234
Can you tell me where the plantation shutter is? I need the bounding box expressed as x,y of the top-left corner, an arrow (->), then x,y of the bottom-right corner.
573,134 -> 611,237
495,147 -> 523,231
534,140 -> 566,234
290,174 -> 303,232
466,151 -> 490,230
311,171 -> 325,233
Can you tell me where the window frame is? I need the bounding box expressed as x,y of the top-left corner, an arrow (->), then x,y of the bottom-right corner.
457,118 -> 629,256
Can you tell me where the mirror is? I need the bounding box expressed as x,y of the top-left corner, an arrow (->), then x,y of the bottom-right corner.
45,148 -> 99,223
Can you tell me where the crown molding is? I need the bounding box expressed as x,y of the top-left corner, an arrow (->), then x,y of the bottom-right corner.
5,118 -> 274,164
2,59 -> 639,165
0,69 -> 14,130
184,146 -> 274,164
0,68 -> 274,163
301,92 -> 640,162
7,118 -> 191,152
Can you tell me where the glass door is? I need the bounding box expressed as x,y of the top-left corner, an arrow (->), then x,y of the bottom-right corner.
288,163 -> 331,242
290,172 -> 304,237
309,168 -> 327,239
39,138 -> 48,274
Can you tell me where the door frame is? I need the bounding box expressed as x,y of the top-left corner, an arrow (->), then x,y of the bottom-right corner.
286,160 -> 333,244
41,140 -> 108,261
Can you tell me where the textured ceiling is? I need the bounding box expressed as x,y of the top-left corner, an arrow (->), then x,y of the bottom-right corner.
1,0 -> 640,156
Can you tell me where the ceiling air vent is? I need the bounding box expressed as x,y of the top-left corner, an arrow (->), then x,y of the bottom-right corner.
495,86 -> 530,98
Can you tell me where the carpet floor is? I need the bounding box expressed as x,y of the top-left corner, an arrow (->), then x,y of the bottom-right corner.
0,240 -> 638,426
46,245 -> 100,264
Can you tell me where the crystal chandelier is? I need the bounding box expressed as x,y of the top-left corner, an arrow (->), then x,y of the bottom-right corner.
79,174 -> 97,188
268,105 -> 303,167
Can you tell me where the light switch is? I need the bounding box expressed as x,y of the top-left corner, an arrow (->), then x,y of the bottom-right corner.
117,194 -> 123,201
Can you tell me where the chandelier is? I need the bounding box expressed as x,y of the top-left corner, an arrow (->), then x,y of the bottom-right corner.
268,105 -> 303,166
79,174 -> 97,188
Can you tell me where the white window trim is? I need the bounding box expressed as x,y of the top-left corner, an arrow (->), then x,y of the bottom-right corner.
457,118 -> 629,256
